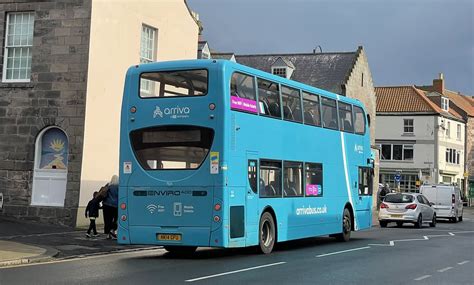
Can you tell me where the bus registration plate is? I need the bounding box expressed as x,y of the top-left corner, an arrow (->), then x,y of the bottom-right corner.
157,234 -> 181,241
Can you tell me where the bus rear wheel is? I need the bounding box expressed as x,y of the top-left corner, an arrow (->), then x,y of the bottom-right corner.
259,212 -> 276,254
335,208 -> 352,242
164,246 -> 197,256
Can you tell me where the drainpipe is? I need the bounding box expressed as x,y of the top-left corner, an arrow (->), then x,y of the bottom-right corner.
434,116 -> 439,184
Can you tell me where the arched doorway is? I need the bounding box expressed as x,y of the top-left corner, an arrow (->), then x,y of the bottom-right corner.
31,126 -> 69,207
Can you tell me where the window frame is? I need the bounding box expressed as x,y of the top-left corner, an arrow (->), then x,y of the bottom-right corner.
248,159 -> 258,194
259,159 -> 283,198
2,12 -> 35,83
353,105 -> 366,135
256,78 -> 282,119
272,67 -> 287,78
403,119 -> 414,134
302,91 -> 322,127
456,124 -> 461,140
281,85 -> 303,123
358,167 -> 373,196
283,161 -> 304,197
321,97 -> 339,130
230,72 -> 258,115
304,162 -> 324,197
441,97 -> 449,111
380,143 -> 414,161
338,102 -> 354,133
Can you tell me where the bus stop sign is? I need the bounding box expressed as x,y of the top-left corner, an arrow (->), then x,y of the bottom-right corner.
395,173 -> 401,183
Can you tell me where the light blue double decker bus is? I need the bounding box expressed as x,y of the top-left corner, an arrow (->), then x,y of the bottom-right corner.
118,59 -> 373,254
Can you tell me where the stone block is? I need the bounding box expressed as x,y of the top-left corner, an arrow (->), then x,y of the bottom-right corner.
50,63 -> 68,73
54,27 -> 71,37
65,36 -> 82,45
51,45 -> 69,55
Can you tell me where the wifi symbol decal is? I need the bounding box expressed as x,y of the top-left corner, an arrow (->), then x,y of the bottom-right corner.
146,204 -> 158,214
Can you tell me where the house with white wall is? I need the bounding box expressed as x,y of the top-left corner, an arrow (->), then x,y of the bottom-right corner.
375,85 -> 465,192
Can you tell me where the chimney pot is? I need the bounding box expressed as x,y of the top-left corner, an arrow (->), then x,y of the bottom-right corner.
433,73 -> 444,94
439,73 -> 444,80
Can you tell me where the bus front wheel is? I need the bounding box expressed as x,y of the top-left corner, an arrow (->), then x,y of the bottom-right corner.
259,212 -> 276,254
335,208 -> 352,242
164,246 -> 197,256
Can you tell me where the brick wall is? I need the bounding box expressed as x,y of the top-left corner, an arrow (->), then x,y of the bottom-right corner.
0,0 -> 91,226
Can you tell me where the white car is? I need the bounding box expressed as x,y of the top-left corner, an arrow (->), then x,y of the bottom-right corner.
379,193 -> 436,228
419,184 -> 463,222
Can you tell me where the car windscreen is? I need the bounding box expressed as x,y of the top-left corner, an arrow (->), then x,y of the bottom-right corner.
130,126 -> 214,170
139,69 -> 208,98
384,193 -> 414,203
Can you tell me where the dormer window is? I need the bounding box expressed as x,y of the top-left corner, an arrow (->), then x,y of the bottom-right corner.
272,67 -> 287,78
441,97 -> 449,111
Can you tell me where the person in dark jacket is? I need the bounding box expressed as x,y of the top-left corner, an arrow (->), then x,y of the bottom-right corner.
85,191 -> 101,238
103,175 -> 119,239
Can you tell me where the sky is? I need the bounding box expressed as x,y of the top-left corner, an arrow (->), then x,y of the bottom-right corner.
187,0 -> 474,95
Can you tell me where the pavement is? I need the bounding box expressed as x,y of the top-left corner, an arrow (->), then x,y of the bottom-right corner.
0,216 -> 156,267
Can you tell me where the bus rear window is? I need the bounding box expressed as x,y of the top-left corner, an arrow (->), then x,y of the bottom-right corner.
130,126 -> 214,170
139,69 -> 208,98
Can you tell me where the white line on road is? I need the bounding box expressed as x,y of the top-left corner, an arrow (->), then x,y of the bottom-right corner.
369,241 -> 394,247
437,267 -> 453,273
185,262 -> 286,282
316,246 -> 370,257
414,275 -> 431,281
458,260 -> 470,265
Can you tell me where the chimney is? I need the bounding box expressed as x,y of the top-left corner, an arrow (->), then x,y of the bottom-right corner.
433,73 -> 444,94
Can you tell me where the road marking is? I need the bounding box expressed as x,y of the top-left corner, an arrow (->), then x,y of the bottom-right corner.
1,231 -> 79,239
316,246 -> 370,257
369,241 -> 394,247
437,267 -> 453,273
458,260 -> 470,265
414,275 -> 431,281
185,262 -> 286,282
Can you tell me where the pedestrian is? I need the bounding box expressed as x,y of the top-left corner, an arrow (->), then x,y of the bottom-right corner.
103,175 -> 119,240
85,191 -> 101,238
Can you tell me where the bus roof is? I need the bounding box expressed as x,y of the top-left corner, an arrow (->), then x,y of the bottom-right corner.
129,59 -> 364,108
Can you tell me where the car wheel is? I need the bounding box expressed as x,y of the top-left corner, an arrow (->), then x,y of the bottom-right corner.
429,214 -> 436,227
336,208 -> 352,242
415,214 -> 422,228
379,221 -> 388,228
396,221 -> 403,227
259,212 -> 276,254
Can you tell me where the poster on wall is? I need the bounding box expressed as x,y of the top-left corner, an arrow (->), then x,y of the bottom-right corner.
39,128 -> 69,170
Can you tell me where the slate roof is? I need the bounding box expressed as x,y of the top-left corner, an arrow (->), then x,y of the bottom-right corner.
235,48 -> 361,94
211,52 -> 235,60
375,86 -> 463,120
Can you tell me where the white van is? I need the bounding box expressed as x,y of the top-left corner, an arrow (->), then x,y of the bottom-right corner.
419,184 -> 463,222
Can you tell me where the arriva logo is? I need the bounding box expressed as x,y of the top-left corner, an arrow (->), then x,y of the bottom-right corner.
153,106 -> 163,118
153,105 -> 191,119
354,144 -> 364,154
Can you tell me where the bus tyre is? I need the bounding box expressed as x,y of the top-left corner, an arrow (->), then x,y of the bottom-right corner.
336,208 -> 352,242
258,212 -> 276,254
164,246 -> 197,256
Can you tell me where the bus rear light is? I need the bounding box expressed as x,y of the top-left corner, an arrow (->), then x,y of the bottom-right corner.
121,215 -> 127,221
130,106 -> 137,113
213,215 -> 220,222
120,203 -> 126,210
405,204 -> 417,210
380,203 -> 389,209
214,203 -> 221,211
209,103 -> 216,110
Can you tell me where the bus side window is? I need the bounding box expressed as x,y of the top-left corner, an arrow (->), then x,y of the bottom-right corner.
305,163 -> 323,197
281,85 -> 302,123
259,160 -> 282,197
283,161 -> 303,197
353,106 -> 366,135
321,97 -> 338,130
248,160 -> 257,193
257,78 -> 281,118
338,102 -> 354,133
302,91 -> 321,126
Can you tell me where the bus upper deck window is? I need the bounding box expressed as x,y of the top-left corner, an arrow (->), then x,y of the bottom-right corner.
139,69 -> 208,98
230,73 -> 258,114
353,106 -> 366,135
257,78 -> 281,119
281,86 -> 302,123
321,97 -> 338,130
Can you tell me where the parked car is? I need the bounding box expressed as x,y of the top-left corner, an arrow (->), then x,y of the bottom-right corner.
378,193 -> 436,228
419,184 -> 463,222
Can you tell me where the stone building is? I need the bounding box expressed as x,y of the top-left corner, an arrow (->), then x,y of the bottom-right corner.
0,0 -> 199,226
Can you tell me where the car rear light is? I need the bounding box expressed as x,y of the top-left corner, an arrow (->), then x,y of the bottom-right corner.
405,204 -> 417,209
452,194 -> 455,204
380,203 -> 389,209
214,203 -> 221,211
120,203 -> 126,210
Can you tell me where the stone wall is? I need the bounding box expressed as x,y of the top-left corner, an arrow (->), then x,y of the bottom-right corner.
0,0 -> 91,226
466,116 -> 474,188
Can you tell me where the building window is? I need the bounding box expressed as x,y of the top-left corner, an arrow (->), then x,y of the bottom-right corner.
457,124 -> 461,140
2,12 -> 34,82
441,97 -> 449,111
361,72 -> 364,87
445,148 -> 460,164
381,173 -> 418,192
272,67 -> 286,78
403,119 -> 414,134
446,121 -> 450,137
442,176 -> 452,184
380,144 -> 414,161
140,25 -> 157,94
